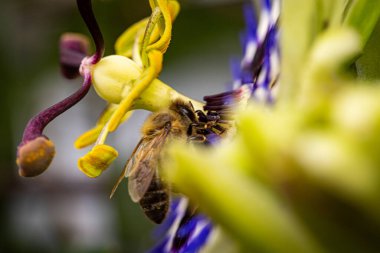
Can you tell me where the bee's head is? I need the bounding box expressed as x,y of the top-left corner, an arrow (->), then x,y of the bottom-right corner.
170,99 -> 197,122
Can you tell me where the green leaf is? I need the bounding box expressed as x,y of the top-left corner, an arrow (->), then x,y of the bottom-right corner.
280,0 -> 321,102
356,19 -> 380,80
343,0 -> 380,45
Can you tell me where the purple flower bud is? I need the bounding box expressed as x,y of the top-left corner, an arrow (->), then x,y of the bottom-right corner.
60,33 -> 89,79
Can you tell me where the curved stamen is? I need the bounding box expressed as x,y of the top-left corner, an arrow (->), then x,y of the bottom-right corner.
77,0 -> 104,63
17,0 -> 106,177
21,75 -> 92,144
17,74 -> 92,177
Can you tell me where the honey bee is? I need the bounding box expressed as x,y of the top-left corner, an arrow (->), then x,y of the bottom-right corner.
110,98 -> 231,223
110,99 -> 203,223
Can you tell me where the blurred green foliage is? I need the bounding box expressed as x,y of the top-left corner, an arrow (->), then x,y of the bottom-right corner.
165,1 -> 380,252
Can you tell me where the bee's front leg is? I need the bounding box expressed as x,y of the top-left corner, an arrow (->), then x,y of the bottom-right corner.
187,135 -> 207,143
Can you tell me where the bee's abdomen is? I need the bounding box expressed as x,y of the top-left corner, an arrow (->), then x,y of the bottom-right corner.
139,176 -> 169,224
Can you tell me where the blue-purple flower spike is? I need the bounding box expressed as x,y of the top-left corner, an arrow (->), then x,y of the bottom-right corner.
17,0 -> 104,177
241,0 -> 280,102
150,198 -> 213,253
150,1 -> 280,252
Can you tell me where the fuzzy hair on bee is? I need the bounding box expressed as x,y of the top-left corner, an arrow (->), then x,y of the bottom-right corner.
110,98 -> 231,223
110,99 -> 199,223
141,100 -> 196,139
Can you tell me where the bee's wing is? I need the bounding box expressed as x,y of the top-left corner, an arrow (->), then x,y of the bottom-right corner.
128,129 -> 171,202
110,138 -> 144,199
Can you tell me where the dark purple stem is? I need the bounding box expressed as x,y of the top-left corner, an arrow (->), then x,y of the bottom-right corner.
21,74 -> 92,144
77,0 -> 104,63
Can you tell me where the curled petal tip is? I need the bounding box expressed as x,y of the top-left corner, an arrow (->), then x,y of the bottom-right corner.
78,144 -> 118,178
17,136 -> 56,177
77,0 -> 104,63
60,33 -> 90,79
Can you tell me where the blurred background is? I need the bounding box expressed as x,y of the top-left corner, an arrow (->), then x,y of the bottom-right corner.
0,0 -> 245,252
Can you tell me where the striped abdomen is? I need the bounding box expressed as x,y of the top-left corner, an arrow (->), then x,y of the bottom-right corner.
139,173 -> 169,224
